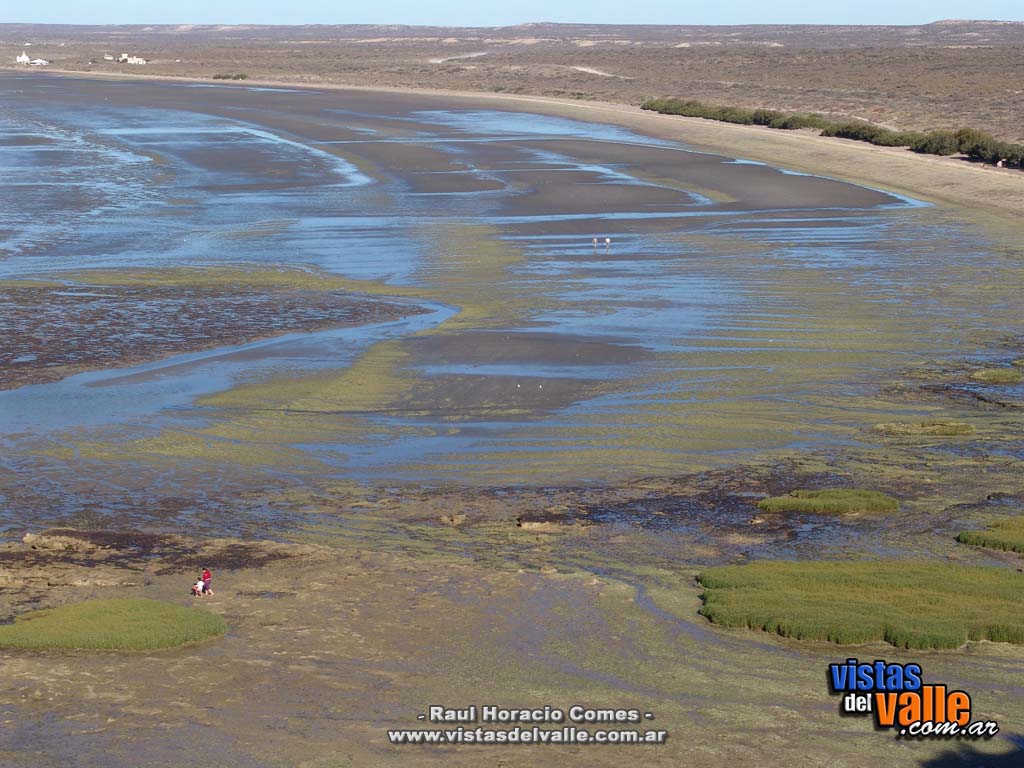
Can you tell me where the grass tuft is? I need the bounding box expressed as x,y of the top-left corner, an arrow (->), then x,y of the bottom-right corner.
873,420 -> 974,436
971,368 -> 1023,385
958,517 -> 1024,555
757,489 -> 899,515
0,598 -> 226,651
697,560 -> 1024,649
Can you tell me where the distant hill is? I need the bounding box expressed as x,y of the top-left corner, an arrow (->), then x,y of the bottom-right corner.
3,20 -> 1024,48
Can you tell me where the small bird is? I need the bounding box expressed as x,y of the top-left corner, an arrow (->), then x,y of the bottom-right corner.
592,237 -> 598,249
605,237 -> 611,250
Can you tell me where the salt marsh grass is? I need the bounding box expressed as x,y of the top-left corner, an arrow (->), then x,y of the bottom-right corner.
698,560 -> 1024,649
0,598 -> 226,651
873,420 -> 974,436
971,368 -> 1023,385
757,489 -> 899,515
958,518 -> 1024,555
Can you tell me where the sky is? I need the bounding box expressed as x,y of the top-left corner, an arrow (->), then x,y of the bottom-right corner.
4,1 -> 1022,27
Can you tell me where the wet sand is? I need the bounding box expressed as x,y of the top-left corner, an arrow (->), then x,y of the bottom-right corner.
14,68 -> 1023,220
416,89 -> 1024,221
1,73 -> 1023,767
2,442 -> 1023,768
0,279 -> 421,390
5,71 -> 975,488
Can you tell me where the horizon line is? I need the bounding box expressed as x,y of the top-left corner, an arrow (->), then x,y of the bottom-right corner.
3,18 -> 1023,29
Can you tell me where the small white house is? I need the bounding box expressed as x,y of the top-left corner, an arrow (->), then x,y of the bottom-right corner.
16,50 -> 30,64
117,53 -> 148,65
29,58 -> 49,66
103,53 -> 114,61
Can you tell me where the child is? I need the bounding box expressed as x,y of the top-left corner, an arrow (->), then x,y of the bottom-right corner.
192,578 -> 205,597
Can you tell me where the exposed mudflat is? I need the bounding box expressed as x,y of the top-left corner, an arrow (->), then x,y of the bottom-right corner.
0,281 -> 421,390
1,75 -> 1023,767
2,490 -> 1023,767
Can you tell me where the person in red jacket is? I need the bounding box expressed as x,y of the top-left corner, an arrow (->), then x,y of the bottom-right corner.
201,567 -> 213,595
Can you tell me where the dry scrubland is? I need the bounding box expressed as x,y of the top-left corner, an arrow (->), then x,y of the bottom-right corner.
2,20 -> 1023,141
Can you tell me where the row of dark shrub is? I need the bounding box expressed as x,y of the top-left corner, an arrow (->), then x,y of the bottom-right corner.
212,73 -> 249,80
640,98 -> 1024,167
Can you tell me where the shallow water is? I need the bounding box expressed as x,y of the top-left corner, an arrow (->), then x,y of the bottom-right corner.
0,302 -> 453,431
2,73 -> 1021,500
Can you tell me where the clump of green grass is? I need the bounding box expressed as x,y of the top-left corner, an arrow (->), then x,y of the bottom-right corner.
958,517 -> 1024,555
757,489 -> 899,515
697,560 -> 1024,649
873,420 -> 974,436
971,368 -> 1023,385
0,598 -> 226,651
1013,359 -> 1024,368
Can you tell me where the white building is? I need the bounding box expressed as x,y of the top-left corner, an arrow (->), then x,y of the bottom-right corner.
103,53 -> 114,61
16,50 -> 30,64
117,53 -> 148,65
29,59 -> 49,66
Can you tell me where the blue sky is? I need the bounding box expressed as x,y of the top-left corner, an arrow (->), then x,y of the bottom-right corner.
5,1 -> 1022,26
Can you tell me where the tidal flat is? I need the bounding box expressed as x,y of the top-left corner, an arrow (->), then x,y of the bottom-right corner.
1,73 -> 1022,766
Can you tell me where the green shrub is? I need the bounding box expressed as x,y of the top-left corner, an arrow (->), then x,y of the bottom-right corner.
910,130 -> 960,156
994,141 -> 1024,167
893,130 -> 928,147
822,121 -> 902,146
757,489 -> 899,515
697,560 -> 1024,649
641,98 -> 754,124
0,598 -> 227,651
771,113 -> 830,130
640,97 -> 1024,164
752,108 -> 785,126
955,127 -> 998,159
715,106 -> 756,125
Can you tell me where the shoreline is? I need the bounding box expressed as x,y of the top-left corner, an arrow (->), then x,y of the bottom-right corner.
6,65 -> 1024,222
3,67 -> 1024,767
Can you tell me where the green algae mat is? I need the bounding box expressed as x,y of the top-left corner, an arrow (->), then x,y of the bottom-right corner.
0,598 -> 226,651
697,560 -> 1024,649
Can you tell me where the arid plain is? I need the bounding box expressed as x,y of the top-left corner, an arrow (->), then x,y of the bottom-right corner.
3,20 -> 1024,139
